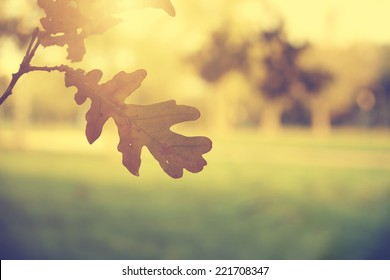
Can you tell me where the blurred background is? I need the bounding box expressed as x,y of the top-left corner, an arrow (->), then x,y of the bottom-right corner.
1,0 -> 390,259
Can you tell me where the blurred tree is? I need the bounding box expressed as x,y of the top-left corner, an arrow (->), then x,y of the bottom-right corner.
191,28 -> 249,132
302,45 -> 382,130
0,18 -> 30,47
254,26 -> 301,133
368,47 -> 390,127
194,30 -> 249,83
251,26 -> 333,134
192,23 -> 334,134
335,48 -> 390,127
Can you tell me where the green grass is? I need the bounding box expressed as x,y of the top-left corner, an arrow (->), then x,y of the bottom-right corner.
1,130 -> 390,259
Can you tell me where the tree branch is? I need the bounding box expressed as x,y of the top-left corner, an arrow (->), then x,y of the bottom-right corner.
0,28 -> 64,105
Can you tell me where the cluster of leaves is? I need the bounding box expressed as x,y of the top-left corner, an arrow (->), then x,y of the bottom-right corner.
0,0 -> 212,178
38,0 -> 122,62
37,0 -> 175,61
191,29 -> 249,83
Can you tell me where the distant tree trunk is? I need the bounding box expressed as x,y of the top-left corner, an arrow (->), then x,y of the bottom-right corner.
259,100 -> 283,135
211,84 -> 231,134
310,98 -> 331,136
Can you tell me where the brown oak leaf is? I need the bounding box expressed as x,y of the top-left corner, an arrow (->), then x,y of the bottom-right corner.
38,0 -> 120,62
64,68 -> 212,178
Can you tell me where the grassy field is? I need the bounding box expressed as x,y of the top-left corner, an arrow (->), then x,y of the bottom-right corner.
1,128 -> 390,259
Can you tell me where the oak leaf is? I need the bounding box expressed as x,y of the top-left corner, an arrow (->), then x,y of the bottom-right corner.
38,0 -> 120,62
64,68 -> 212,178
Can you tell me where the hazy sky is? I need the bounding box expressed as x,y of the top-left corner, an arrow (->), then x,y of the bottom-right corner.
260,0 -> 390,46
2,0 -> 390,48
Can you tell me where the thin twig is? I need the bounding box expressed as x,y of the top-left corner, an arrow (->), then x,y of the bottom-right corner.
28,31 -> 41,62
29,65 -> 70,73
20,27 -> 40,70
